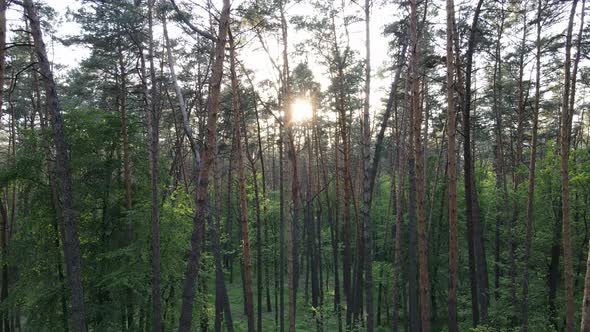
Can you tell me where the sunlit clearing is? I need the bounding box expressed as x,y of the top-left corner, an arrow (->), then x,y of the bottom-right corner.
291,98 -> 313,122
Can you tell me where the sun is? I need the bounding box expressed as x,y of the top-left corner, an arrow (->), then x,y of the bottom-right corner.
291,98 -> 313,122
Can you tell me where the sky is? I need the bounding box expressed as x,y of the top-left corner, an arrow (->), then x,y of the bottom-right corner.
6,0 -> 403,124
6,0 -> 584,130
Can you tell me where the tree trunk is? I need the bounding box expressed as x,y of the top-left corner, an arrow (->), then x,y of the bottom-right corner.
0,197 -> 8,332
164,14 -> 233,332
280,2 -> 301,330
0,2 -> 7,330
253,100 -> 272,316
117,38 -> 135,332
445,0 -> 458,330
521,1 -> 542,329
326,124 -> 342,332
145,2 -> 163,330
362,1 -> 374,330
391,140 -> 406,332
178,1 -> 231,330
24,1 -> 87,330
451,12 -> 479,326
460,0 -> 488,323
409,0 -> 430,330
305,123 -> 320,330
244,95 -> 264,332
279,124 -> 286,332
327,15 -> 354,329
560,2 -> 578,331
228,29 -> 255,332
573,1 -> 590,330
386,34 -> 407,332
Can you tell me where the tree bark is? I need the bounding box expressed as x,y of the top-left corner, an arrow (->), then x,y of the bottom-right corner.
384,34 -> 407,332
451,12 -> 479,326
490,0 -> 511,304
409,0 -> 430,330
279,124 -> 286,332
0,2 -> 7,330
560,2 -> 578,331
445,0 -> 458,330
229,30 -> 255,332
280,2 -> 301,330
164,14 -> 233,332
178,1 -> 231,330
362,0 -> 373,330
145,2 -> 162,330
24,0 -> 87,330
243,82 -> 265,332
460,0 -> 488,323
521,1 -> 542,329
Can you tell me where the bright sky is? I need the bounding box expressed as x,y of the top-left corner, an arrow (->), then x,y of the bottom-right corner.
7,0 -> 400,124
7,1 -> 584,130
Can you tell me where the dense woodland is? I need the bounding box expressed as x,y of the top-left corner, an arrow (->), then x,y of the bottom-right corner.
0,0 -> 589,331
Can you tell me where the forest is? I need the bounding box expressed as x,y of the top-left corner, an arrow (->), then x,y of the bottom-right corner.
0,0 -> 589,331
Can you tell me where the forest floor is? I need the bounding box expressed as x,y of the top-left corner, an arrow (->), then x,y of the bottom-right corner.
216,269 -> 397,332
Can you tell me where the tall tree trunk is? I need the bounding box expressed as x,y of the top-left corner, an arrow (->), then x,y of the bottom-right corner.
279,123 -> 286,332
213,156 -> 234,332
362,1 -> 374,330
305,123 -> 320,329
280,2 -> 301,331
328,15 -> 354,328
0,197 -> 8,332
460,0 -> 488,323
317,119 -> 341,332
229,30 -> 255,332
226,137 -> 235,281
24,1 -> 87,331
117,38 -> 135,332
491,0 -> 503,299
521,1 -> 542,329
386,36 -> 407,332
491,0 -> 509,303
163,14 -> 233,332
0,2 -> 7,330
145,2 -> 163,330
451,12 -> 479,326
34,59 -> 69,332
118,46 -> 132,212
335,125 -> 345,332
0,0 -> 4,115
560,2 -> 578,331
252,98 -> 272,316
247,125 -> 264,332
445,0 -> 458,330
244,93 -> 265,332
574,1 -> 590,330
391,136 -> 406,332
410,0 -> 430,330
178,1 -> 231,330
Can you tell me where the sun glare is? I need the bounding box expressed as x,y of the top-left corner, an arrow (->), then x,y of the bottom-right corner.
291,98 -> 313,122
